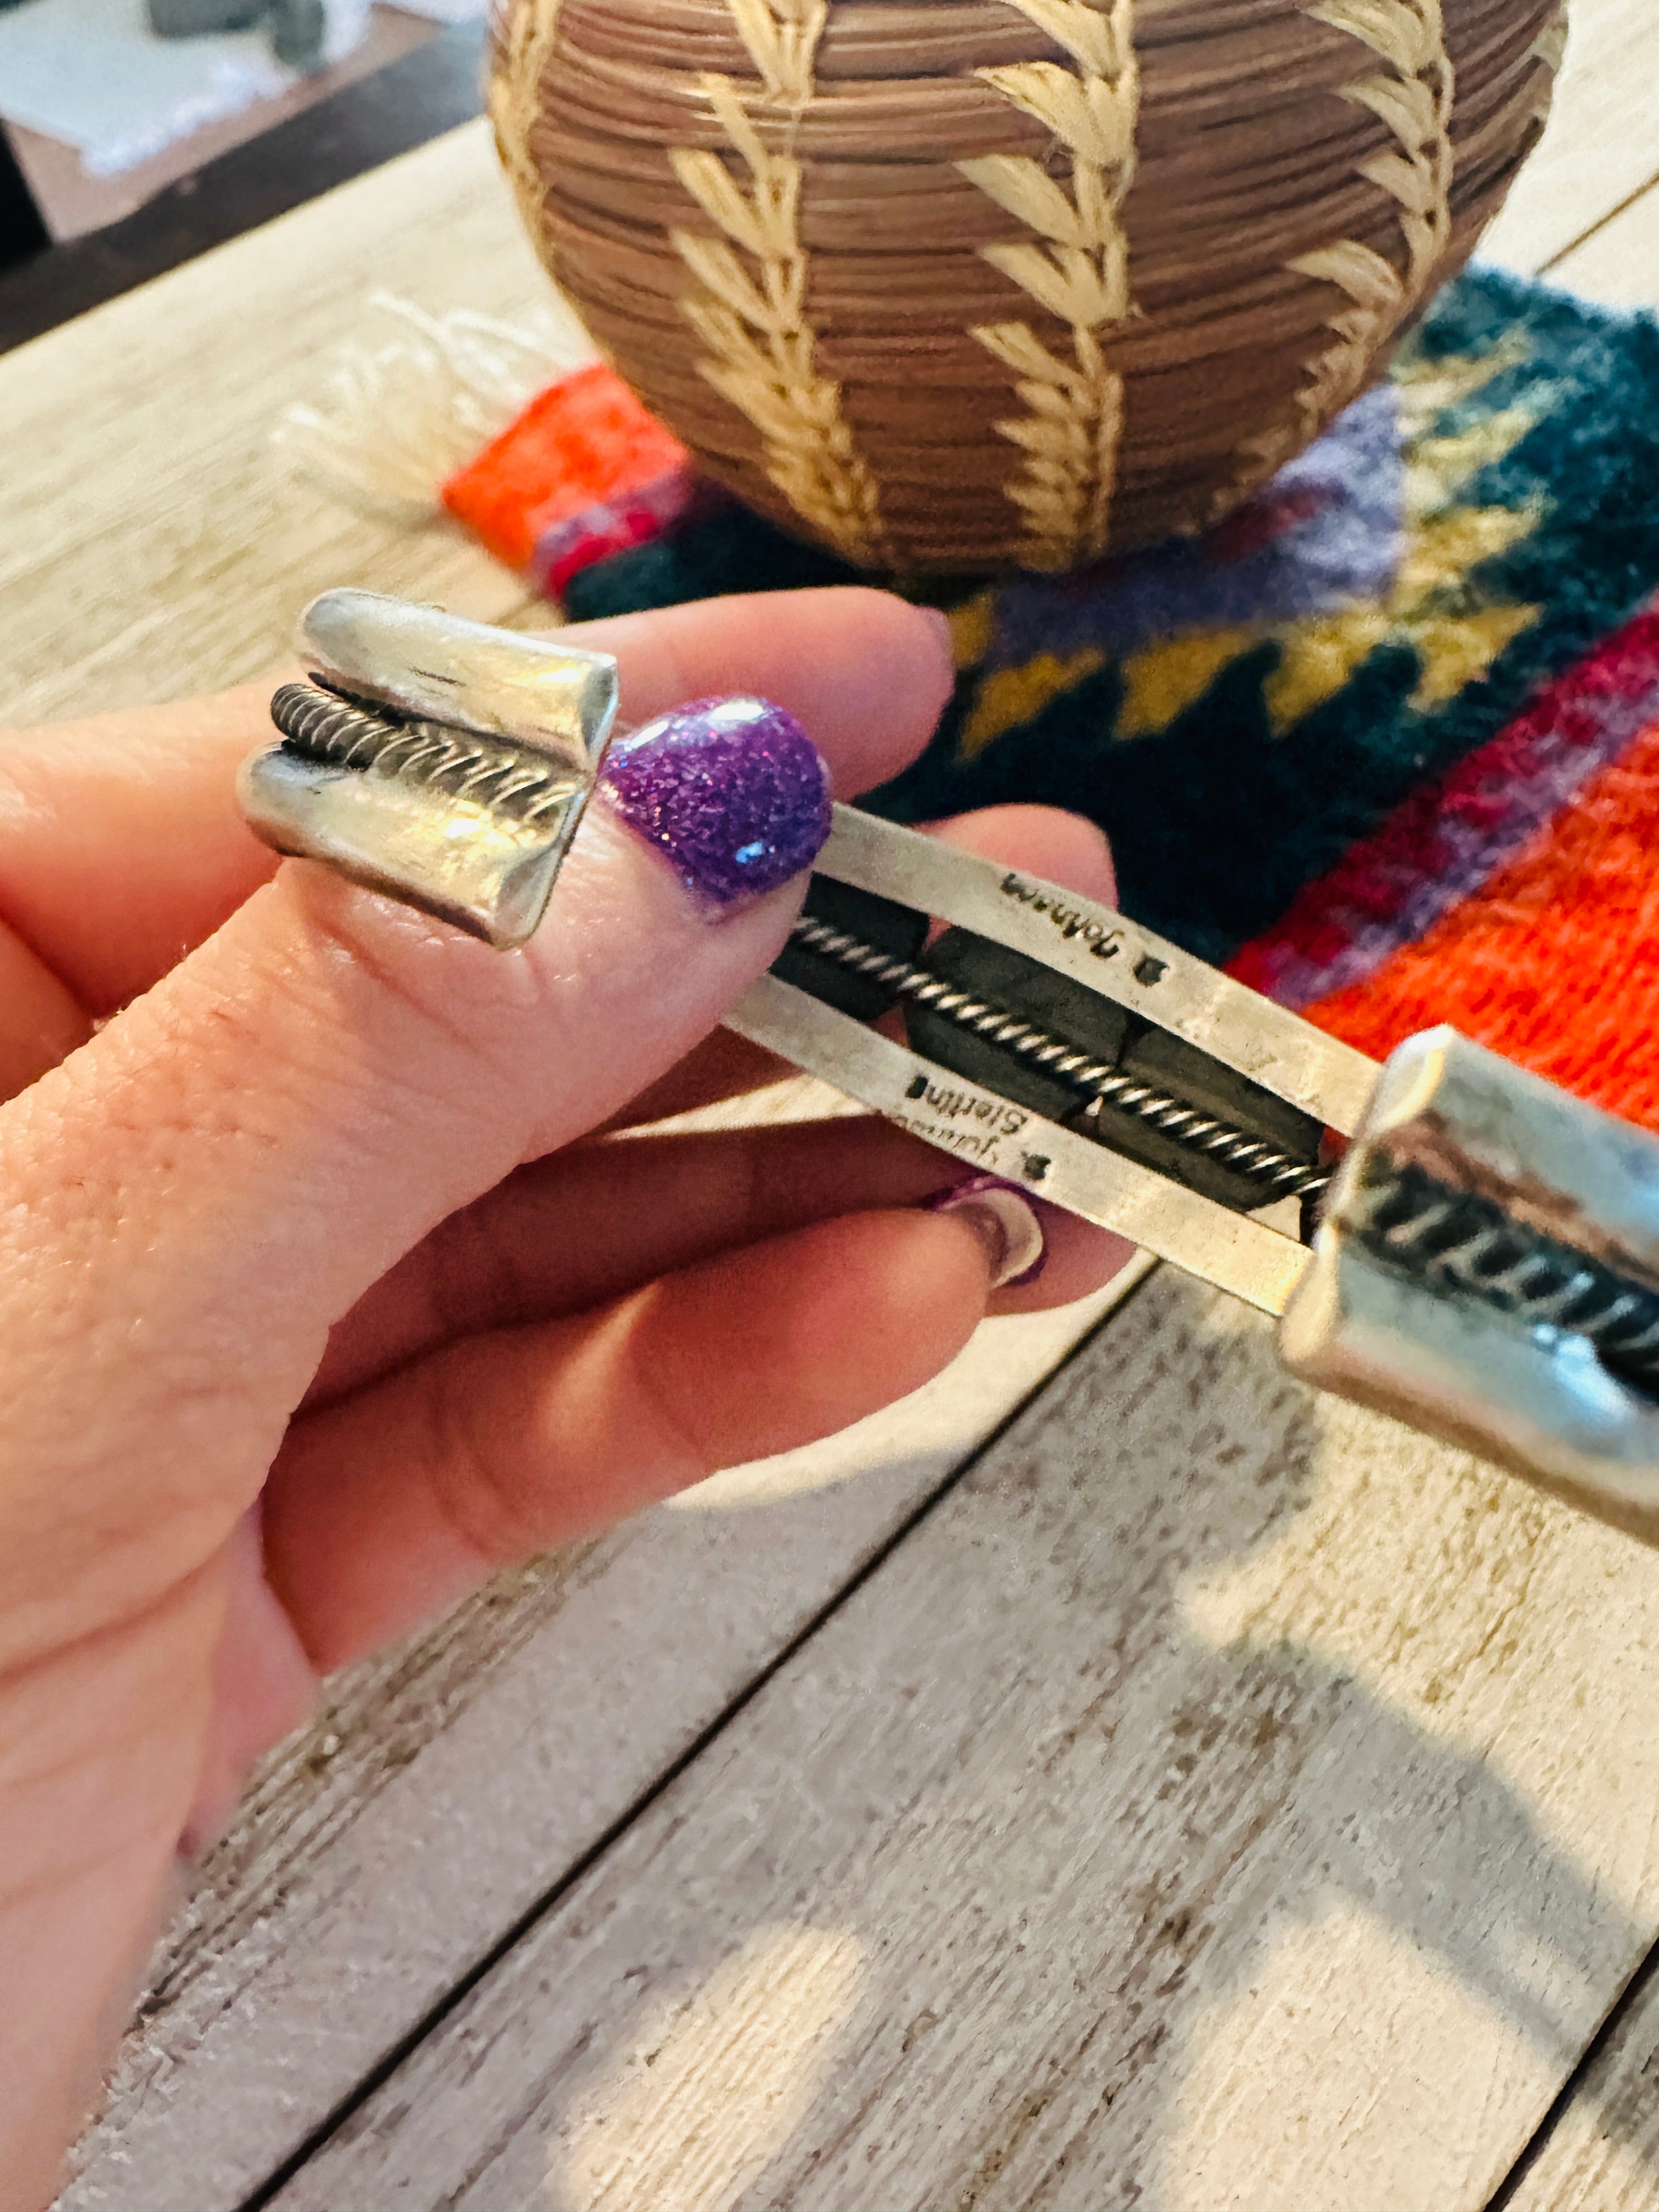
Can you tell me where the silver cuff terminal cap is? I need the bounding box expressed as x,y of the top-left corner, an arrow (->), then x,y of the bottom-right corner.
239,590 -> 620,950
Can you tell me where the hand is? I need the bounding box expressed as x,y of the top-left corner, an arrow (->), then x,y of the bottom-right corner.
0,588 -> 1128,2204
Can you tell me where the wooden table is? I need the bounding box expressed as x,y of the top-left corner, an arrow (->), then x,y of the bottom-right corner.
9,8 -> 1659,2200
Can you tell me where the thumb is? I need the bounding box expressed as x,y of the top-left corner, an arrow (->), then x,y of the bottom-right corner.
0,696 -> 832,1653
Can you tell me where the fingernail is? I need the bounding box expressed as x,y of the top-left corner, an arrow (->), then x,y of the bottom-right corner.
599,695 -> 832,909
922,1174 -> 1047,1290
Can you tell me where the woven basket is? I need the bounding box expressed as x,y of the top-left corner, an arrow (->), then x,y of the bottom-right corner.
488,0 -> 1566,577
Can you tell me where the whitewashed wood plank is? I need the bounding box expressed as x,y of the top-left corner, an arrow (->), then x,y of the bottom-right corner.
1480,0 -> 1659,277
1502,1969 -> 1659,2210
60,1264 -> 1143,2212
238,86 -> 1659,2212
5,0 -> 1642,731
0,122 -> 541,729
1479,132 -> 1659,2132
1548,179 -> 1659,311
270,1270 -> 1659,2212
4,4 -> 1644,733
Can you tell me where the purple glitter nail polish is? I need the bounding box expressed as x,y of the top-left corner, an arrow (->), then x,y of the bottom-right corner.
600,695 -> 833,908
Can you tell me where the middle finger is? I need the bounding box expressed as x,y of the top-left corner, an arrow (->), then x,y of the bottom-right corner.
308,1114 -> 1134,1404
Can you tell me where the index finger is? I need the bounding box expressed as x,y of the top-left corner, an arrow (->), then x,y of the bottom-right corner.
0,588 -> 953,1014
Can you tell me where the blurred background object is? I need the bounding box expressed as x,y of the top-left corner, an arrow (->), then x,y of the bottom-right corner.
144,0 -> 364,72
0,0 -> 465,241
0,3 -> 483,336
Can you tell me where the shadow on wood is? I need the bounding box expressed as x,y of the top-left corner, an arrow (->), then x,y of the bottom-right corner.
270,1272 -> 1659,2211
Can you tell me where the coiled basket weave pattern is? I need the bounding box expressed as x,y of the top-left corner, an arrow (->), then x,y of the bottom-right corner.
489,0 -> 1566,577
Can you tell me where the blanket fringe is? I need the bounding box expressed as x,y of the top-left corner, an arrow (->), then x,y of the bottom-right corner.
272,292 -> 597,520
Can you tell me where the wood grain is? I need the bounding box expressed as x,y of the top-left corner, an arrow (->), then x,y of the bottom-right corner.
1503,1965 -> 1659,2211
0,112 -> 1163,2212
1480,174 -> 1659,2197
1477,0 -> 1659,275
0,122 -> 541,732
267,1271 -> 1659,2212
58,1233 -> 1142,2209
16,13 -> 1659,2198
1547,177 -> 1659,307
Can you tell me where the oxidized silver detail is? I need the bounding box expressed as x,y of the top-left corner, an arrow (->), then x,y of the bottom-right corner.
240,592 -> 620,950
729,970 -> 1315,1318
1348,1159 -> 1659,1395
787,913 -> 1331,1204
1281,1027 -> 1659,1545
812,804 -> 1380,1137
763,814 -> 1659,1553
270,684 -> 585,825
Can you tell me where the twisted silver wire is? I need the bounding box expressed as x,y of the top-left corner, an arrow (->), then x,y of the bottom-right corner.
788,915 -> 1331,1204
1354,1165 -> 1659,1390
272,681 -> 578,825
790,916 -> 1659,1391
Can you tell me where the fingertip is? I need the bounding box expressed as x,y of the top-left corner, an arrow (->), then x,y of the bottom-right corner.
565,588 -> 955,799
666,1207 -> 994,1453
814,590 -> 957,789
840,1205 -> 997,1365
723,586 -> 955,798
597,693 -> 833,909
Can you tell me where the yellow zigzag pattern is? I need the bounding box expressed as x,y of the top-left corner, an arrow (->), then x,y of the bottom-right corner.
1125,349 -> 1543,740
956,341 -> 1546,760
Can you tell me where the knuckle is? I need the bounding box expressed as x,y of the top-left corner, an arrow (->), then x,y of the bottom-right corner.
421,1181 -> 540,1343
619,1294 -> 727,1490
300,876 -> 549,1057
287,875 -> 557,1184
417,1353 -> 554,1572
